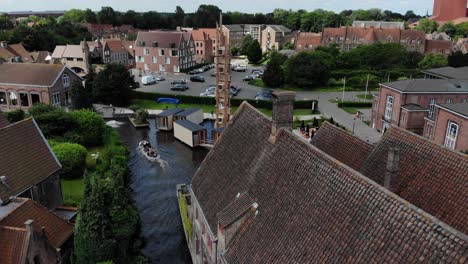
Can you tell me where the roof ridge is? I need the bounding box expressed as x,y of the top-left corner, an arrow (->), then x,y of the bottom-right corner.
0,199 -> 28,221
0,116 -> 33,131
276,127 -> 468,241
0,225 -> 27,232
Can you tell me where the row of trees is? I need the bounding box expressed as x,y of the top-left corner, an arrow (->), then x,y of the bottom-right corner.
415,18 -> 468,38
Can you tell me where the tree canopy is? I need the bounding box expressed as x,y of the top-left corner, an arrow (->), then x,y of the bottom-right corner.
418,53 -> 448,69
284,51 -> 330,87
247,40 -> 263,64
92,64 -> 134,106
262,51 -> 287,87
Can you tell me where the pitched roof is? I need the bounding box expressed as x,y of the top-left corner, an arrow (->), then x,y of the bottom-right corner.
352,21 -> 404,29
175,119 -> 205,132
193,103 -> 468,263
0,110 -> 9,128
381,79 -> 468,93
156,108 -> 184,117
0,118 -> 61,203
401,103 -> 427,111
0,226 -> 27,264
265,25 -> 291,33
311,121 -> 374,171
135,31 -> 184,49
175,108 -> 201,117
422,66 -> 468,79
192,103 -> 468,262
0,198 -> 74,248
295,32 -> 322,51
223,24 -> 244,32
191,29 -> 213,42
0,63 -> 72,87
360,127 -> 468,234
103,39 -> 126,52
51,45 -> 66,59
437,102 -> 468,118
217,192 -> 255,227
30,51 -> 51,63
7,44 -> 32,63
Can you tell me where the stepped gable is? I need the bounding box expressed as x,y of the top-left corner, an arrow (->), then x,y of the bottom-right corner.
360,126 -> 468,234
311,121 -> 374,171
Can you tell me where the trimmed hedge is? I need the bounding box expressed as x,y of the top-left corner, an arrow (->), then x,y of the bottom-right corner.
133,91 -> 318,111
52,142 -> 87,180
337,101 -> 373,108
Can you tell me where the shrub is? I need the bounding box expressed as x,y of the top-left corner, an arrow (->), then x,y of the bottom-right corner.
346,74 -> 380,89
52,142 -> 87,179
6,109 -> 25,123
28,103 -> 55,116
134,109 -> 149,124
32,108 -> 77,138
70,110 -> 106,146
337,101 -> 373,108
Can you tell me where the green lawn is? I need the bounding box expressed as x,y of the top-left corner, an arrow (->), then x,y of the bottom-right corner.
248,79 -> 373,92
356,94 -> 374,100
86,146 -> 106,170
61,179 -> 85,206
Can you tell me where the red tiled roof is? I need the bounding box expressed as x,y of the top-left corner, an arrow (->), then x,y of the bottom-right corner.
7,44 -> 32,63
0,118 -> 61,203
0,226 -> 27,264
295,32 -> 322,51
360,126 -> 468,234
0,63 -> 67,86
0,110 -> 9,128
104,39 -> 126,52
192,103 -> 467,262
135,31 -> 185,49
0,199 -> 73,248
192,28 -> 217,41
311,121 -> 374,171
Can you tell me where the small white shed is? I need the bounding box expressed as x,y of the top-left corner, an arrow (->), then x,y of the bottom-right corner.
174,108 -> 203,124
174,120 -> 207,147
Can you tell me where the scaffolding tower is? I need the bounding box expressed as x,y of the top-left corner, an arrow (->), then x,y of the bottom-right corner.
214,14 -> 231,128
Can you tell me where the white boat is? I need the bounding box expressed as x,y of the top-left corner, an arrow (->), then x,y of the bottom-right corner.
138,141 -> 160,161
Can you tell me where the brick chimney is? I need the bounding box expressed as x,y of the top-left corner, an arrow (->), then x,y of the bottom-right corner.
384,147 -> 400,189
24,219 -> 35,241
271,91 -> 295,137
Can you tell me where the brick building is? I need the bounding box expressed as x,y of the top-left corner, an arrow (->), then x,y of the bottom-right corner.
51,42 -> 90,75
422,66 -> 468,79
0,41 -> 33,63
191,28 -> 216,63
178,92 -> 467,263
425,39 -> 453,55
134,31 -> 195,74
261,25 -> 292,52
371,79 -> 468,135
102,39 -> 131,66
431,0 -> 468,24
294,32 -> 322,52
0,63 -> 82,110
424,102 -> 468,151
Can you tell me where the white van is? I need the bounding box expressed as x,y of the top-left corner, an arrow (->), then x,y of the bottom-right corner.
141,75 -> 157,85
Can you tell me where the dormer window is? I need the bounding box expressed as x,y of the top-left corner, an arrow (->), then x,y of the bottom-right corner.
152,42 -> 158,47
62,74 -> 70,87
139,41 -> 145,47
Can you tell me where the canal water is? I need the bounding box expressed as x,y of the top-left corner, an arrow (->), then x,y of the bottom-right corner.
113,118 -> 210,264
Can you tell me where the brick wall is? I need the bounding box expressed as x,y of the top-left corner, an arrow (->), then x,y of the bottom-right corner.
432,107 -> 468,152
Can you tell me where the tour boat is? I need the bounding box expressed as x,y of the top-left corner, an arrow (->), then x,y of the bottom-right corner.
138,141 -> 160,161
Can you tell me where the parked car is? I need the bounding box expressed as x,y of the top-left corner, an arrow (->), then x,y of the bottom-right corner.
171,84 -> 189,91
141,75 -> 157,85
252,70 -> 264,78
190,75 -> 205,82
243,75 -> 256,81
171,79 -> 187,85
234,65 -> 247,72
188,69 -> 198,75
155,76 -> 166,81
200,91 -> 215,97
255,89 -> 273,100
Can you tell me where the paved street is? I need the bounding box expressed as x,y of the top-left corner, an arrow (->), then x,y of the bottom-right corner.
132,60 -> 382,143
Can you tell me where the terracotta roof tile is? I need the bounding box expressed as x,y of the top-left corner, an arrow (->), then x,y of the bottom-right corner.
360,126 -> 468,234
0,110 -> 9,128
0,226 -> 27,264
103,39 -> 127,52
192,102 -> 468,262
7,44 -> 32,63
136,31 -> 184,49
311,121 -> 374,171
0,118 -> 61,203
295,32 -> 322,51
217,193 -> 255,227
0,199 -> 74,248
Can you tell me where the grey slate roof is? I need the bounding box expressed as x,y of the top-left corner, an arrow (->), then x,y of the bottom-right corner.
401,103 -> 427,111
382,79 -> 468,93
223,25 -> 244,32
438,102 -> 468,117
175,108 -> 201,117
156,108 -> 183,117
191,102 -> 468,263
175,120 -> 205,132
216,192 -> 255,227
266,25 -> 291,33
422,66 -> 468,79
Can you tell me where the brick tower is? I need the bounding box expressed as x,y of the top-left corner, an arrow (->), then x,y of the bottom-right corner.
432,0 -> 468,21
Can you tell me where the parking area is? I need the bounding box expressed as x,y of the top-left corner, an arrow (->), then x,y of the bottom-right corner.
133,59 -> 266,100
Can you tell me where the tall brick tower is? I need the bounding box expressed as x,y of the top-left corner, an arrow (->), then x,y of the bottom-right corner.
432,0 -> 468,21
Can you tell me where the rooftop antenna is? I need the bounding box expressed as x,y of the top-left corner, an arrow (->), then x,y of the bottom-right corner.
215,13 -> 231,128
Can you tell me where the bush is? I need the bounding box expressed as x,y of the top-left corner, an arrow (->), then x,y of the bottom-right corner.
52,142 -> 87,179
28,103 -> 56,116
337,101 -> 373,108
32,108 -> 77,138
6,109 -> 25,123
70,110 -> 106,146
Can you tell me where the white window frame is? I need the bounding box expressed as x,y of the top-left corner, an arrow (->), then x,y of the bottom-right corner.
159,49 -> 165,56
137,56 -> 144,62
144,48 -> 150,55
428,98 -> 436,117
52,92 -> 61,106
444,121 -> 458,150
62,74 -> 70,87
446,98 -> 452,103
384,95 -> 393,120
152,56 -> 157,63
165,57 -> 170,65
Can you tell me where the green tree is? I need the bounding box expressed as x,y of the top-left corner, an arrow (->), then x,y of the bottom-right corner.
6,109 -> 25,123
0,14 -> 14,30
70,81 -> 93,110
174,6 -> 185,28
92,64 -> 133,106
240,34 -> 253,55
418,53 -> 448,69
262,51 -> 287,87
52,142 -> 87,179
98,7 -> 117,25
247,40 -> 262,64
448,51 -> 468,67
284,51 -> 330,87
194,5 -> 222,28
29,104 -> 77,138
230,46 -> 239,55
415,18 -> 439,33
439,22 -> 457,38
455,22 -> 468,37
122,10 -> 140,27
60,9 -> 86,24
70,110 -> 106,146
84,8 -> 98,23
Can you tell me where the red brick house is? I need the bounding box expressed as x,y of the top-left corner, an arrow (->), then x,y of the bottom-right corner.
0,63 -> 82,110
371,79 -> 468,135
191,28 -> 216,63
102,39 -> 131,66
425,39 -> 453,55
0,197 -> 74,264
178,92 -> 467,264
134,31 -> 195,74
294,32 -> 322,52
424,102 -> 468,152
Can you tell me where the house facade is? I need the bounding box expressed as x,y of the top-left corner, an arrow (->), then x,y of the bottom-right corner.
191,29 -> 216,63
423,102 -> 468,151
134,31 -> 195,74
51,42 -> 90,75
295,32 -> 322,52
0,63 -> 82,110
424,39 -> 453,55
260,25 -> 292,52
222,25 -> 244,48
103,39 -> 130,66
371,79 -> 468,135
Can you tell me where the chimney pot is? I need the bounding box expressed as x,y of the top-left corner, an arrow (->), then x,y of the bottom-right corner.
384,147 -> 400,189
271,91 -> 295,137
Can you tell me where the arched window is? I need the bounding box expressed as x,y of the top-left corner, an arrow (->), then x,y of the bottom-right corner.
62,74 -> 70,87
9,91 -> 18,106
